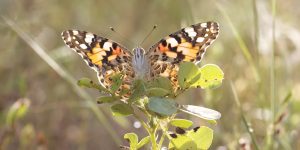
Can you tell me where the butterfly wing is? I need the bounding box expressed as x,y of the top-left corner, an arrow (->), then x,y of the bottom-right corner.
146,22 -> 219,89
61,30 -> 134,96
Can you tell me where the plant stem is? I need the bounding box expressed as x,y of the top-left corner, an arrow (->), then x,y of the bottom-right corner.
157,115 -> 175,149
148,116 -> 159,150
133,110 -> 159,150
158,132 -> 166,149
149,127 -> 158,150
157,125 -> 168,149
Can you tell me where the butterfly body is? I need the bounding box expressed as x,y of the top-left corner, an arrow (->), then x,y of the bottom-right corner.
132,47 -> 149,79
61,22 -> 219,99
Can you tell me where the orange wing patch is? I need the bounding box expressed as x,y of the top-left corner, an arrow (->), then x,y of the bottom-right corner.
158,43 -> 169,53
61,30 -> 134,99
147,22 -> 220,91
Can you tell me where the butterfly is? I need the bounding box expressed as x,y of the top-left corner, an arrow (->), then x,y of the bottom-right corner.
61,22 -> 219,99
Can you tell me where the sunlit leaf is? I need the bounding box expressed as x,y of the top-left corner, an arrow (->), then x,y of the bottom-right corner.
137,136 -> 150,149
178,62 -> 201,89
77,77 -> 104,91
124,133 -> 138,149
187,126 -> 213,150
146,88 -> 169,97
192,64 -> 224,89
168,134 -> 197,150
147,97 -> 178,116
111,103 -> 133,117
6,98 -> 30,126
180,105 -> 221,120
77,77 -> 94,88
170,119 -> 193,129
207,120 -> 218,125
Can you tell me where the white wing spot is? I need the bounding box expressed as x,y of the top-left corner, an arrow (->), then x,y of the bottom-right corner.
73,30 -> 79,35
85,37 -> 93,43
184,27 -> 197,37
200,23 -> 207,28
67,36 -> 71,42
85,33 -> 94,43
188,31 -> 197,37
103,42 -> 112,51
79,44 -> 88,49
184,27 -> 194,33
166,38 -> 178,47
196,37 -> 205,42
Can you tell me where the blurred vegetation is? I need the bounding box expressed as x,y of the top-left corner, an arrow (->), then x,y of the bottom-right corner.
0,0 -> 299,149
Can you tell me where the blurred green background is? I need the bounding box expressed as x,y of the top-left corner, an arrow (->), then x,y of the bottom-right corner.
0,0 -> 299,149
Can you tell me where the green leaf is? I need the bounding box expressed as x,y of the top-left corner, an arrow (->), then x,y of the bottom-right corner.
147,97 -> 178,116
170,119 -> 193,129
110,73 -> 123,92
111,103 -> 133,117
129,80 -> 146,102
137,136 -> 150,149
180,105 -> 221,120
6,98 -> 30,126
207,120 -> 218,125
77,77 -> 94,88
77,77 -> 105,91
168,134 -> 197,150
178,62 -> 201,89
187,126 -> 213,150
97,96 -> 118,104
192,64 -> 224,89
149,77 -> 173,92
146,88 -> 169,97
124,133 -> 138,149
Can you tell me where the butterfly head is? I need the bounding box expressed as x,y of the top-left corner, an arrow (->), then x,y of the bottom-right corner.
132,47 -> 148,79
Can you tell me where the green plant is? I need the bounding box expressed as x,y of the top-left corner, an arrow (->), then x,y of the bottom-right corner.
78,62 -> 224,150
0,98 -> 33,149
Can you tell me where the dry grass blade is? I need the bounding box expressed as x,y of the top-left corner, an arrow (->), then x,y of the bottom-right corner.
2,16 -> 122,145
215,2 -> 260,82
230,81 -> 260,150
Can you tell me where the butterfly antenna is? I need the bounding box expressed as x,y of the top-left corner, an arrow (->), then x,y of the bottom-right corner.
109,27 -> 135,47
139,25 -> 157,46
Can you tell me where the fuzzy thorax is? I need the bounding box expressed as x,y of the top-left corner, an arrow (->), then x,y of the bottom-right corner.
132,48 -> 149,79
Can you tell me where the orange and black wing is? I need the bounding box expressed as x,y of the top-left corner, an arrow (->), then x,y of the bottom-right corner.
146,22 -> 219,88
61,30 -> 134,96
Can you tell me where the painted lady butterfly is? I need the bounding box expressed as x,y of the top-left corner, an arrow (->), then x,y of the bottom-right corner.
61,22 -> 219,99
